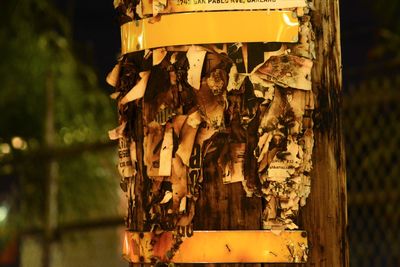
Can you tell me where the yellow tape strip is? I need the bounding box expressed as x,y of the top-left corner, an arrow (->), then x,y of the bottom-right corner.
123,230 -> 308,263
121,11 -> 299,53
143,0 -> 307,16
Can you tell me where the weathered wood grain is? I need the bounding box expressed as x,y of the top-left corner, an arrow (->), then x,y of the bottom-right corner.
129,0 -> 348,266
192,0 -> 349,266
265,0 -> 349,266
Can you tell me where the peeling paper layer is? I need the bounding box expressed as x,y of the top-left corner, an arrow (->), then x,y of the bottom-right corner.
120,71 -> 151,104
153,48 -> 168,66
159,124 -> 173,176
222,143 -> 246,184
112,3 -> 315,260
143,122 -> 164,177
108,121 -> 127,140
106,62 -> 121,87
117,137 -> 136,178
176,111 -> 202,166
187,47 -> 207,90
256,55 -> 313,90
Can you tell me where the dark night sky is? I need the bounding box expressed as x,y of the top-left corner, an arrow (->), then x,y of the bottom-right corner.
340,0 -> 380,71
54,1 -> 121,91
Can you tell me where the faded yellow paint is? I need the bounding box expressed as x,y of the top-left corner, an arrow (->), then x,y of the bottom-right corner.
121,11 -> 299,53
123,230 -> 308,263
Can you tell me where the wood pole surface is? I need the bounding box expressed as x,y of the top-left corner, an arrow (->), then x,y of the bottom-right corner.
131,0 -> 348,266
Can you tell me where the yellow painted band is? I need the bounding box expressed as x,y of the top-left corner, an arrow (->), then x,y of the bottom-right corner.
123,230 -> 308,263
143,0 -> 307,16
121,11 -> 299,53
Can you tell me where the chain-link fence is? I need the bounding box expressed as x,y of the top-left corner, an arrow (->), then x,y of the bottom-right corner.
344,69 -> 400,267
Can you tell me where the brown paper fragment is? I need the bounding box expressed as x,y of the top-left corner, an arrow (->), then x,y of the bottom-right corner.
152,0 -> 168,16
143,122 -> 164,177
227,64 -> 247,92
170,157 -> 188,212
153,48 -> 168,66
159,191 -> 173,204
257,55 -> 313,90
195,79 -> 226,129
222,143 -> 246,184
187,46 -> 207,90
118,137 -> 135,178
267,137 -> 301,180
106,62 -> 121,87
110,91 -> 121,99
159,123 -> 173,176
120,71 -> 151,104
108,121 -> 127,140
172,115 -> 188,137
176,111 -> 202,166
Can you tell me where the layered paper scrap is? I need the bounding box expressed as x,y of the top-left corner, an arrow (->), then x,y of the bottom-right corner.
110,2 -> 316,260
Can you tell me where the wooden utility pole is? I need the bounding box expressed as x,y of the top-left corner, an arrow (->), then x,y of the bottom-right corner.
43,71 -> 59,267
119,0 -> 348,266
301,0 -> 349,265
192,0 -> 349,266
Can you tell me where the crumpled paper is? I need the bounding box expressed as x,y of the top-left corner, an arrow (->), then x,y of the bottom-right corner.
110,4 -> 315,242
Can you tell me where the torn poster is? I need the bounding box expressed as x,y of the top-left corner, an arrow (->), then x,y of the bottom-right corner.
110,1 -> 315,262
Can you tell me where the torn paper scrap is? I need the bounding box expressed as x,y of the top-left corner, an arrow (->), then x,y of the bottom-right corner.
120,71 -> 151,104
187,46 -> 207,90
256,55 -> 313,90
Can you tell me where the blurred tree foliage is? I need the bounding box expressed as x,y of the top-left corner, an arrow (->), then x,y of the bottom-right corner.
366,1 -> 400,60
0,0 -> 120,248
